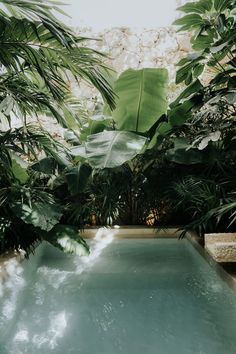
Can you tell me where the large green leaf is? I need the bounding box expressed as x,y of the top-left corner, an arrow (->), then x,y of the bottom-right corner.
83,131 -> 147,169
31,157 -> 58,175
10,153 -> 29,184
43,224 -> 89,256
112,68 -> 168,133
166,139 -> 203,165
214,0 -> 231,11
12,202 -> 62,231
173,14 -> 204,31
65,164 -> 92,196
177,1 -> 211,14
148,122 -> 172,149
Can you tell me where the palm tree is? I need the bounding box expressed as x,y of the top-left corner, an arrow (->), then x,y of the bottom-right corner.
0,0 -> 115,126
0,0 -> 115,255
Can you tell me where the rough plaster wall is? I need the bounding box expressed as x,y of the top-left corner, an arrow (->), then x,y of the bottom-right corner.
32,25 -> 191,138
8,0 -> 192,135
73,26 -> 191,113
6,26 -> 191,138
72,0 -> 192,113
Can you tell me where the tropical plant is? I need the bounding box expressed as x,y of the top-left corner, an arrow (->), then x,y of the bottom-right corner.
170,175 -> 236,236
61,67 -> 169,226
172,0 -> 236,121
0,0 -> 116,255
72,67 -> 169,169
112,68 -> 168,132
69,0 -> 236,232
161,0 -> 236,235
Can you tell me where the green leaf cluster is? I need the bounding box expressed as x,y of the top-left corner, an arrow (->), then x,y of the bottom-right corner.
0,0 -> 117,255
71,68 -> 169,169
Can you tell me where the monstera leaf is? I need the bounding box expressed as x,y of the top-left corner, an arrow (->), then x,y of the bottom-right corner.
112,68 -> 168,133
74,131 -> 147,169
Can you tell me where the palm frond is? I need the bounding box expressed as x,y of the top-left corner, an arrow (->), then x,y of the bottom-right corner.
0,14 -> 115,107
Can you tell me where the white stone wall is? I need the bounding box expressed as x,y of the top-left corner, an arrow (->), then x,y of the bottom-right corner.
3,0 -> 193,136
34,25 -> 191,138
74,26 -> 191,113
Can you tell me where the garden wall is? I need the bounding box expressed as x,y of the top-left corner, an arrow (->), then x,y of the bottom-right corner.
38,26 -> 191,138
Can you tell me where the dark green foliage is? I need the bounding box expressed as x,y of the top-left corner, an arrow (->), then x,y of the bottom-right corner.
63,0 -> 236,234
170,175 -> 236,236
0,0 -> 116,255
70,68 -> 168,170
164,0 -> 236,235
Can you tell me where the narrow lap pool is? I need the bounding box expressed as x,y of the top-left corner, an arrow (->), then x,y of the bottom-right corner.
0,237 -> 236,354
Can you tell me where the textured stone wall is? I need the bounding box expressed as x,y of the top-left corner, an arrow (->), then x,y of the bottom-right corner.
74,26 -> 191,113
36,25 -> 191,137
4,24 -> 191,138
4,0 -> 192,136
205,233 -> 236,263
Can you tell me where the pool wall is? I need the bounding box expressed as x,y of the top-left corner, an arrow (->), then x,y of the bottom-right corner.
82,227 -> 182,239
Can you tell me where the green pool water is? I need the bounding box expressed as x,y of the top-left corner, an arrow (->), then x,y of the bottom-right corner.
0,238 -> 236,354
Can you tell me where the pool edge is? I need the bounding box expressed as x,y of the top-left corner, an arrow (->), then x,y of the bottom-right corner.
187,232 -> 236,293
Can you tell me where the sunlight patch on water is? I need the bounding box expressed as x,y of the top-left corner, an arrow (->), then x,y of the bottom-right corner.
14,329 -> 29,342
0,259 -> 25,323
74,227 -> 117,273
0,228 -> 116,350
11,311 -> 68,352
33,228 -> 116,289
32,311 -> 68,350
37,267 -> 72,289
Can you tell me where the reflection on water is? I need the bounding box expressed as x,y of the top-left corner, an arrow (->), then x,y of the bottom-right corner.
13,311 -> 68,350
0,228 -> 116,353
0,234 -> 236,354
74,227 -> 116,271
0,258 -> 25,322
32,311 -> 68,350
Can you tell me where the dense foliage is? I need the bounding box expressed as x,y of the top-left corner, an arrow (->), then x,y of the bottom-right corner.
68,0 -> 236,235
0,0 -> 115,255
166,0 -> 236,235
1,0 -> 235,256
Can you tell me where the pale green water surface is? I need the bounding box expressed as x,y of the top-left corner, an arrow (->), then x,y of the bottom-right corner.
0,238 -> 236,354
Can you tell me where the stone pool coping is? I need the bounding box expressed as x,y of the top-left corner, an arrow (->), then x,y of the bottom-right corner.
186,232 -> 236,292
81,226 -> 182,238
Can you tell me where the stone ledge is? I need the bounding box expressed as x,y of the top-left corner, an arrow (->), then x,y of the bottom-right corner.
81,227 -> 182,239
205,233 -> 236,263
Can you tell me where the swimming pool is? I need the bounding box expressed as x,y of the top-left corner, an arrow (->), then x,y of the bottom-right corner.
0,237 -> 236,354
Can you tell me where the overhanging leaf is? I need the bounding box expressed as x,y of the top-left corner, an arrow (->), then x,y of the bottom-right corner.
12,202 -> 62,231
177,2 -> 210,14
85,130 -> 147,169
43,224 -> 89,256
